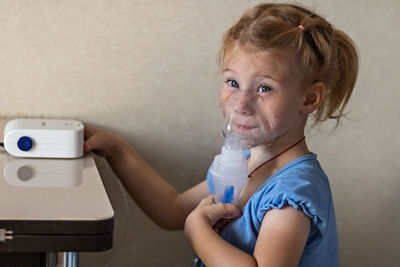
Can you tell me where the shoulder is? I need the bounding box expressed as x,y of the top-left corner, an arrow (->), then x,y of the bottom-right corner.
252,154 -> 333,234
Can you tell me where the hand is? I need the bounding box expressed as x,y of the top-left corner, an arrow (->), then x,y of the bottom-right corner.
84,124 -> 126,159
185,195 -> 242,236
185,196 -> 255,267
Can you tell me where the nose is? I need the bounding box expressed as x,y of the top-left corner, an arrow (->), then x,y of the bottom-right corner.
234,91 -> 255,116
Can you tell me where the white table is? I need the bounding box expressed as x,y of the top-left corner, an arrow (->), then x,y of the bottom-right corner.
0,119 -> 114,267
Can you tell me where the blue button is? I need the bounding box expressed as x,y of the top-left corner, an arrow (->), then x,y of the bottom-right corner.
17,136 -> 33,151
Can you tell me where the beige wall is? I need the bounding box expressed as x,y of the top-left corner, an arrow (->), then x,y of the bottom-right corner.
1,0 -> 399,266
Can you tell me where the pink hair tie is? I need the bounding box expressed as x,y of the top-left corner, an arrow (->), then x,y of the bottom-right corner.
298,25 -> 304,30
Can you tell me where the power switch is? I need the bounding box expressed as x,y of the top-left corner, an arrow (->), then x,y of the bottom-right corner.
17,136 -> 33,151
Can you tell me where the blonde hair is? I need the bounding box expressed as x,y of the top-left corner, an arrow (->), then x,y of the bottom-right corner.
219,3 -> 359,125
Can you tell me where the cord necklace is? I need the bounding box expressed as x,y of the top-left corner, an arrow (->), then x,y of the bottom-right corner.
247,136 -> 306,178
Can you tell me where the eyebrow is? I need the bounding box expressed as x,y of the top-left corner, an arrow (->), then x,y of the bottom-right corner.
222,68 -> 279,82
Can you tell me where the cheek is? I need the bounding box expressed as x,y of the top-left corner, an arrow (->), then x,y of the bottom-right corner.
219,88 -> 232,115
257,98 -> 300,130
220,87 -> 231,103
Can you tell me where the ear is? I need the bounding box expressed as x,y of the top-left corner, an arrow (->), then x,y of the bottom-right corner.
300,82 -> 326,115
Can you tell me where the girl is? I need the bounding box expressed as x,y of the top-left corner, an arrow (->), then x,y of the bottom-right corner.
85,3 -> 358,266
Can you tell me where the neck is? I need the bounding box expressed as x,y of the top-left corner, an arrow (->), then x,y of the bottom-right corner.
248,134 -> 309,177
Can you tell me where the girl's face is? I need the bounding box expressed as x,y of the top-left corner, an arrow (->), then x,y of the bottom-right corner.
220,48 -> 307,148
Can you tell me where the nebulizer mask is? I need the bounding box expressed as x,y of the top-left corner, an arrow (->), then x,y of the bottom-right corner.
222,89 -> 278,148
210,88 -> 277,204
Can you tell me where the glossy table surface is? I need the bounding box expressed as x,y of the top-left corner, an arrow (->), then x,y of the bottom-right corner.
0,119 -> 114,252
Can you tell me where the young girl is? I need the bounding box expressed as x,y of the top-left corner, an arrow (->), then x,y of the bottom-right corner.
84,3 -> 358,266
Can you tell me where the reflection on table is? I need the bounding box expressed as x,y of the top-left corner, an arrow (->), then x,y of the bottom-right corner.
4,157 -> 83,188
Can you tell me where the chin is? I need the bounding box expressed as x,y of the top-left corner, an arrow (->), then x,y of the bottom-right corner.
239,138 -> 259,149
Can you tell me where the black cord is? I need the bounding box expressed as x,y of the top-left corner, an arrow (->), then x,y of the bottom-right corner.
0,142 -> 4,147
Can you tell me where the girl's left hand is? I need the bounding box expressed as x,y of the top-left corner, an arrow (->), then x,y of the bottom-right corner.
185,195 -> 242,236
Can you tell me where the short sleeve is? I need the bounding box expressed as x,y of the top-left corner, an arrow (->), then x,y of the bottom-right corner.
255,173 -> 331,246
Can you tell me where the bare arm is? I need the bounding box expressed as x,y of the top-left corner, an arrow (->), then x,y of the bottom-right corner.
85,125 -> 209,230
253,206 -> 310,266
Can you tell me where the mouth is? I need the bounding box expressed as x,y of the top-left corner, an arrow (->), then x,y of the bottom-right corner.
234,123 -> 256,133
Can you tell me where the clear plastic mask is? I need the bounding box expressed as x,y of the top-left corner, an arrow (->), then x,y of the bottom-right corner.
222,89 -> 277,148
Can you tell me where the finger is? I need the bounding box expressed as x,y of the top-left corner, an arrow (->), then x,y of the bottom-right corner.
83,124 -> 98,139
83,131 -> 103,153
83,141 -> 92,153
213,218 -> 229,229
213,218 -> 233,234
199,195 -> 215,206
215,203 -> 242,219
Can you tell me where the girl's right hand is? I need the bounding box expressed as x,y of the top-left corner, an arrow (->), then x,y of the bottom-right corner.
84,125 -> 126,159
185,195 -> 242,237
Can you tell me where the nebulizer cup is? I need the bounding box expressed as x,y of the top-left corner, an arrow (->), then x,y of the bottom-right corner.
210,132 -> 248,204
210,89 -> 277,205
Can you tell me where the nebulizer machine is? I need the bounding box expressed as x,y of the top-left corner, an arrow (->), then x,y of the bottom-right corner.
210,87 -> 277,204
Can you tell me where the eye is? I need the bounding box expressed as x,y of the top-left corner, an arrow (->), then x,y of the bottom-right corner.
228,80 -> 239,88
258,85 -> 272,93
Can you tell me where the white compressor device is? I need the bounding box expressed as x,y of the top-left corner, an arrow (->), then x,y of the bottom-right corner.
3,118 -> 84,158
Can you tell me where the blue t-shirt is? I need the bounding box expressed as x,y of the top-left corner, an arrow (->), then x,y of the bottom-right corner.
205,153 -> 339,267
